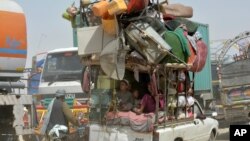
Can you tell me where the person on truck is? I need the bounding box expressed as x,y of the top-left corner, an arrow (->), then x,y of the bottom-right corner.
28,60 -> 43,95
131,88 -> 142,112
117,79 -> 133,111
134,82 -> 164,114
41,89 -> 79,139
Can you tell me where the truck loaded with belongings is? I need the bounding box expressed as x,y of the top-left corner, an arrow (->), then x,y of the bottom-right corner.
60,1 -> 219,141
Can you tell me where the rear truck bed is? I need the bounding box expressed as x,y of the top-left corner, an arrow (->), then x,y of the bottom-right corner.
0,94 -> 34,138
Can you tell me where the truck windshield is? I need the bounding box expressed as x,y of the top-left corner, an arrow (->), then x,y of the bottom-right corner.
41,51 -> 83,82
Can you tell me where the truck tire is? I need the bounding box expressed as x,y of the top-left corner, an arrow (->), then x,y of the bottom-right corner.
247,112 -> 250,121
208,132 -> 215,141
174,138 -> 183,141
0,135 -> 18,141
22,134 -> 41,141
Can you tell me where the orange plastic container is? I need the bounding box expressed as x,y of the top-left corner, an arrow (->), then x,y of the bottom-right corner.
107,0 -> 127,15
92,0 -> 109,17
102,12 -> 117,35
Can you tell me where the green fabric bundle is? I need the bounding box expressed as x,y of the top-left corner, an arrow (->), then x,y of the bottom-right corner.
162,27 -> 190,63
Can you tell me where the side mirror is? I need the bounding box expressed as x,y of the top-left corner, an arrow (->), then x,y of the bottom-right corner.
205,111 -> 218,118
212,112 -> 218,117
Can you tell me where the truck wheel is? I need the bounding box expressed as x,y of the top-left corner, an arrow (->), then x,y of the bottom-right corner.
22,134 -> 41,141
247,112 -> 250,121
0,135 -> 18,141
174,138 -> 183,141
208,132 -> 215,141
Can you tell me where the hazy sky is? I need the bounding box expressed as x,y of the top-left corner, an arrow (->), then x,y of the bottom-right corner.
14,0 -> 250,67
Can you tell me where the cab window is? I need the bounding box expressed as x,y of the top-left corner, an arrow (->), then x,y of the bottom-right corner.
194,103 -> 202,115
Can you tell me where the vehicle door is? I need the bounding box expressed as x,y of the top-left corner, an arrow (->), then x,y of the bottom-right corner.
171,103 -> 207,141
193,102 -> 212,141
172,120 -> 197,141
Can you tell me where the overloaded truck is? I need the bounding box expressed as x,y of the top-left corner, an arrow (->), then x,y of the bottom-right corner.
33,0 -> 218,140
61,0 -> 219,141
0,0 -> 35,140
215,31 -> 250,122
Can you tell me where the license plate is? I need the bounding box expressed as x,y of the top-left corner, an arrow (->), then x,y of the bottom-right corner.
65,93 -> 75,99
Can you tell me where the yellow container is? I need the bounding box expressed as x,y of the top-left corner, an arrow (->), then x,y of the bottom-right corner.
107,0 -> 127,15
102,18 -> 117,35
62,12 -> 72,21
102,12 -> 117,35
92,1 -> 109,17
97,75 -> 116,89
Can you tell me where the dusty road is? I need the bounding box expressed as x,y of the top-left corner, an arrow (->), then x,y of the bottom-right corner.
18,120 -> 248,141
216,127 -> 229,141
216,120 -> 249,141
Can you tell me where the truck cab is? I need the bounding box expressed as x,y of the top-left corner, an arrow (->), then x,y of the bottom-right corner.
155,100 -> 218,141
38,47 -> 85,101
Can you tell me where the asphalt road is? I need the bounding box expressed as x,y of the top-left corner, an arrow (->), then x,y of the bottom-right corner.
216,127 -> 229,141
19,120 -> 248,141
216,120 -> 250,141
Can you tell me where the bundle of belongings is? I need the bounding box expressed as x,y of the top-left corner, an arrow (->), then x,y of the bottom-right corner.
106,111 -> 155,132
105,111 -> 166,132
63,0 -> 208,72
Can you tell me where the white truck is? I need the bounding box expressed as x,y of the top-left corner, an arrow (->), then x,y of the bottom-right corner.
38,47 -> 86,102
0,0 -> 35,140
59,1 -> 220,140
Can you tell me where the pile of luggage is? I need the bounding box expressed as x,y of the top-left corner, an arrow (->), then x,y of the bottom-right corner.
63,0 -> 208,72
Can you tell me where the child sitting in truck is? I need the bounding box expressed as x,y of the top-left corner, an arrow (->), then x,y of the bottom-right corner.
131,89 -> 141,112
117,79 -> 133,111
134,82 -> 165,114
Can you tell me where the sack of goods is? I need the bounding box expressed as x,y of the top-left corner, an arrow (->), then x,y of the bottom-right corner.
178,95 -> 194,107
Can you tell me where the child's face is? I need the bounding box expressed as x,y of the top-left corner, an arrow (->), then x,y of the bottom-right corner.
147,83 -> 153,93
133,90 -> 139,98
120,82 -> 128,91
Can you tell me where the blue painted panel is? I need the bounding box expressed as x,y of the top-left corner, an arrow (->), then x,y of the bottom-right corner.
193,23 -> 212,93
73,28 -> 78,47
